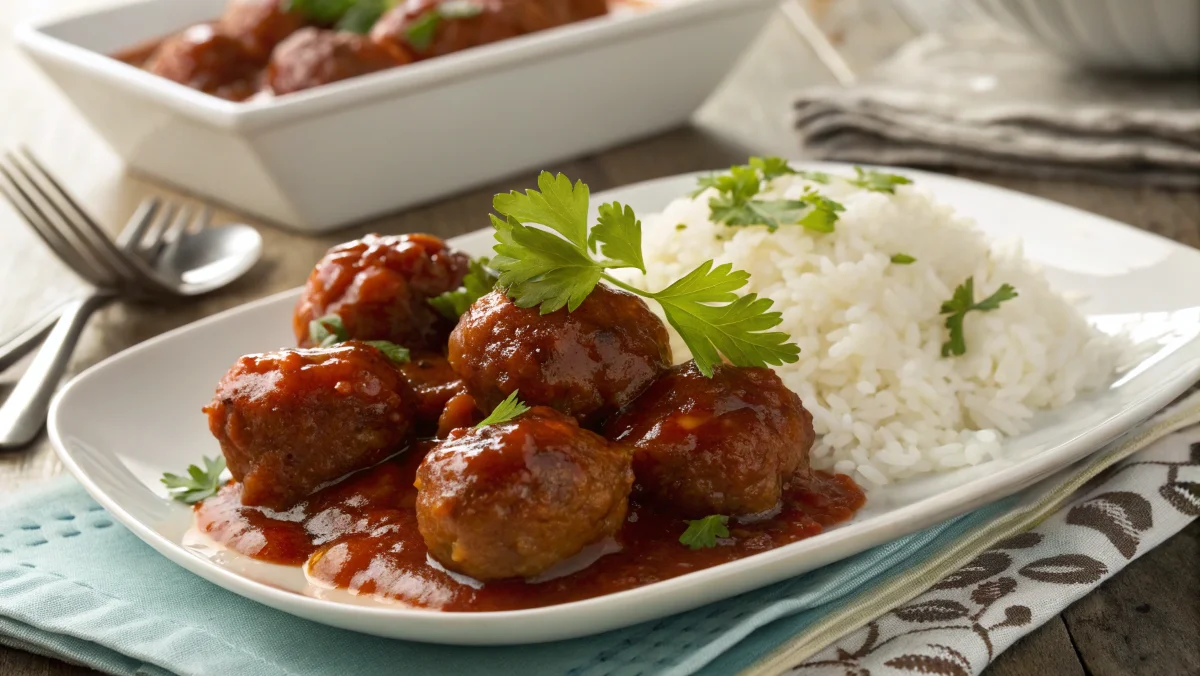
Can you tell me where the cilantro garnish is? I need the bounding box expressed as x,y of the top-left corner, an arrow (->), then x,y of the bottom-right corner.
490,171 -> 800,377
429,257 -> 499,319
309,314 -> 348,347
361,340 -> 411,364
475,390 -> 530,427
890,253 -> 916,265
849,167 -> 912,194
693,162 -> 845,233
679,515 -> 729,550
161,456 -> 226,505
405,1 -> 484,52
285,0 -> 396,33
939,277 -> 1018,357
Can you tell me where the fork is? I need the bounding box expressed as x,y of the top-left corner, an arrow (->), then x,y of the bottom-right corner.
0,151 -> 208,448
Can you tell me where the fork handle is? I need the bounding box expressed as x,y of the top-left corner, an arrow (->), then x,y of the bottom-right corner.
0,291 -> 112,449
0,299 -> 78,373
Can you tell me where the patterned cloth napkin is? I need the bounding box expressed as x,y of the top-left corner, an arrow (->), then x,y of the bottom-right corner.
794,24 -> 1200,188
0,392 -> 1197,676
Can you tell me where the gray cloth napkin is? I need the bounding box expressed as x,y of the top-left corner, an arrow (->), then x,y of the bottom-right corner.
794,24 -> 1200,188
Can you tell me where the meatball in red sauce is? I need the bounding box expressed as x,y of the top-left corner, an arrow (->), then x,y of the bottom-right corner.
448,286 -> 672,428
397,352 -> 466,435
146,24 -> 260,100
415,407 -> 633,580
606,361 -> 815,518
204,342 -> 413,510
268,28 -> 409,95
294,233 -> 470,351
371,1 -> 521,60
511,0 -> 609,32
218,0 -> 306,61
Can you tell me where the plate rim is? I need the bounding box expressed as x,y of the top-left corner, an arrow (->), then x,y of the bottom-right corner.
45,162 -> 1200,643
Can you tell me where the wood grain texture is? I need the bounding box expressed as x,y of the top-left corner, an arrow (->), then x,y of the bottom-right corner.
1,0 -> 1197,674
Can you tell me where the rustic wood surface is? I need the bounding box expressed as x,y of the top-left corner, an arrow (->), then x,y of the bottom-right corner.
1,1 -> 1197,674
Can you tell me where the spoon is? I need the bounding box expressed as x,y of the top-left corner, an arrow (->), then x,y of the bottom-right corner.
0,219 -> 263,449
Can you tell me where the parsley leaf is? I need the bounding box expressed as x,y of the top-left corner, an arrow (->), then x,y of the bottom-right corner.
309,314 -> 348,347
797,170 -> 832,184
161,456 -> 226,505
286,0 -> 396,32
748,156 -> 795,181
405,9 -> 441,51
285,0 -> 356,23
849,167 -> 912,194
489,170 -> 801,376
361,340 -> 411,364
679,514 -> 729,550
939,277 -> 1018,357
890,253 -> 916,265
476,390 -> 531,427
710,186 -> 844,233
429,257 -> 499,319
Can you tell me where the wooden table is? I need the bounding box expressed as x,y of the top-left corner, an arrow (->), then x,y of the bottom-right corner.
1,1 -> 1197,674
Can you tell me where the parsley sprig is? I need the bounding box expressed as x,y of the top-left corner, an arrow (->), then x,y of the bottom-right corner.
285,0 -> 397,33
695,164 -> 845,233
849,166 -> 912,194
476,390 -> 530,427
404,1 -> 485,51
939,277 -> 1018,357
429,257 -> 499,319
679,515 -> 729,550
490,172 -> 800,377
308,314 -> 410,364
161,456 -> 226,505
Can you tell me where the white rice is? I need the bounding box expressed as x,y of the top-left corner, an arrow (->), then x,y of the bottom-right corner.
614,172 -> 1127,488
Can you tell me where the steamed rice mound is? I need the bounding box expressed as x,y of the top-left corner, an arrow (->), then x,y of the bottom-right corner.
615,172 -> 1126,487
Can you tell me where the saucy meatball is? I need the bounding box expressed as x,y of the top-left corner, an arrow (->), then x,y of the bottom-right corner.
371,1 -> 522,59
448,286 -> 672,428
606,361 -> 815,518
146,24 -> 260,100
415,407 -> 632,580
268,28 -> 408,95
218,0 -> 306,60
294,233 -> 470,351
204,342 -> 412,510
511,0 -> 609,32
397,352 -> 466,435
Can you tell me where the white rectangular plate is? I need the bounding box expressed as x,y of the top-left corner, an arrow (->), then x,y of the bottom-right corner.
48,164 -> 1200,645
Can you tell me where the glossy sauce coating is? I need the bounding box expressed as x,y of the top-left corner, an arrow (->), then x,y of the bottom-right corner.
218,0 -> 305,60
268,28 -> 408,95
145,24 -> 261,100
607,362 -> 816,517
448,287 -> 672,427
196,445 -> 865,611
203,342 -> 412,510
293,233 -> 469,351
415,407 -> 633,580
397,352 -> 466,435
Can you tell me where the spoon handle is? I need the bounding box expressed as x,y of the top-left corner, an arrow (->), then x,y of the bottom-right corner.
0,291 -> 113,449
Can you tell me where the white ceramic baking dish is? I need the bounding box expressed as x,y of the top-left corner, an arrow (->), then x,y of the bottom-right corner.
15,0 -> 780,232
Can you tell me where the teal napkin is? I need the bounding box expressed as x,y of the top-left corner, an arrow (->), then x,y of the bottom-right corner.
0,476 -> 1010,676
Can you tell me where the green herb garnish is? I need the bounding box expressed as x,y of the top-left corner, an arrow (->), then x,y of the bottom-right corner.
361,340 -> 411,364
285,0 -> 396,33
490,171 -> 799,377
309,314 -> 348,347
939,277 -> 1018,357
679,515 -> 729,550
161,456 -> 226,505
405,1 -> 484,52
890,253 -> 916,265
475,390 -> 531,427
849,167 -> 912,194
695,162 -> 844,233
428,257 -> 499,319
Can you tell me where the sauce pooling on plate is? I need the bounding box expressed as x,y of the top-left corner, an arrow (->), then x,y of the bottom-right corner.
195,444 -> 865,611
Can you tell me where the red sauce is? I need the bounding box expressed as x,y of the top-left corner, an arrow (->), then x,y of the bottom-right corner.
196,443 -> 865,611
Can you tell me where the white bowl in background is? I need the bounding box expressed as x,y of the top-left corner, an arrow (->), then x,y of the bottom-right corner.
972,0 -> 1200,72
15,0 -> 779,233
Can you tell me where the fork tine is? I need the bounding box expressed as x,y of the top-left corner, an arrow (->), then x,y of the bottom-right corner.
7,150 -> 135,287
115,197 -> 162,252
164,204 -> 193,243
192,204 -> 213,232
140,200 -> 177,255
0,160 -> 112,288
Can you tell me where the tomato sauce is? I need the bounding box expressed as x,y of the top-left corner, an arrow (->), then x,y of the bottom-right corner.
195,443 -> 865,611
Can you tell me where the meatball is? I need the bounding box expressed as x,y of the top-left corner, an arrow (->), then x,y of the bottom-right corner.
605,361 -> 815,518
397,352 -> 466,434
371,1 -> 521,59
267,28 -> 407,95
146,24 -> 260,100
436,391 -> 482,437
218,0 -> 306,60
448,286 -> 672,428
510,0 -> 609,32
204,342 -> 413,510
294,233 -> 470,351
415,407 -> 632,580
